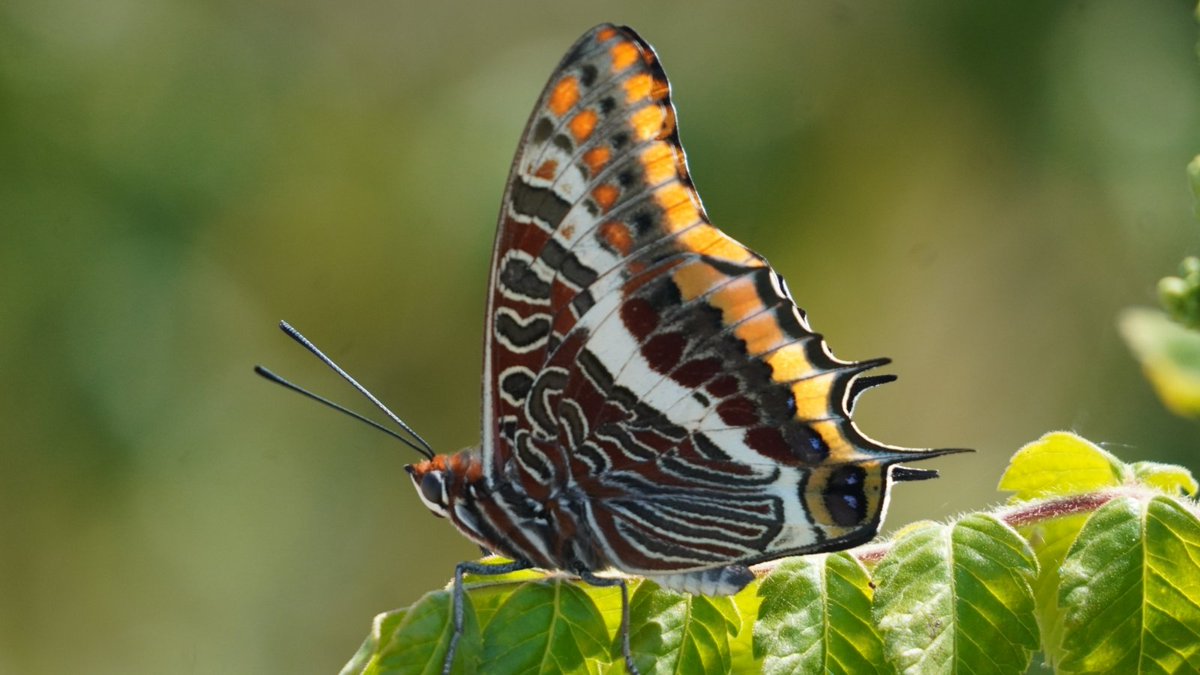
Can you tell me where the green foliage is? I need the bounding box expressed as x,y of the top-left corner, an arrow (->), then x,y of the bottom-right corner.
872,515 -> 1039,674
343,433 -> 1200,674
1157,257 -> 1200,330
754,554 -> 887,674
1121,299 -> 1200,419
1118,157 -> 1200,417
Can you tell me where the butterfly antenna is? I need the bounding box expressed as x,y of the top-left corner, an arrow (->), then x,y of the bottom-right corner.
257,321 -> 437,460
254,365 -> 432,458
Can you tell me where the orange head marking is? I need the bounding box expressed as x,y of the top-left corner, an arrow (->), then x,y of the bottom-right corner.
404,451 -> 481,520
405,457 -> 450,518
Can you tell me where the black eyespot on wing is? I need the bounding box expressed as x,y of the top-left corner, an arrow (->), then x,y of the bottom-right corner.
823,465 -> 868,527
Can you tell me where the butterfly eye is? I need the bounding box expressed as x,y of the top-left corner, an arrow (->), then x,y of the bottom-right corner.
420,472 -> 446,510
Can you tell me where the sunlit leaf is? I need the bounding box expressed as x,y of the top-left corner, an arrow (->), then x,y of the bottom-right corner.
754,553 -> 890,675
730,580 -> 763,674
343,590 -> 480,675
873,515 -> 1039,674
998,431 -> 1125,501
1057,496 -> 1200,673
479,579 -> 612,675
628,582 -> 738,674
1017,513 -> 1091,671
1131,461 -> 1199,497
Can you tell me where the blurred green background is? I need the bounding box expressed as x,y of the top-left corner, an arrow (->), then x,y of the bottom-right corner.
3,1 -> 1198,672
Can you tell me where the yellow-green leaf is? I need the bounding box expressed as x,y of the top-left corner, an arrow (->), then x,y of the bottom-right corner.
1131,461 -> 1199,497
998,431 -> 1126,501
1056,496 -> 1200,672
1017,513 -> 1091,670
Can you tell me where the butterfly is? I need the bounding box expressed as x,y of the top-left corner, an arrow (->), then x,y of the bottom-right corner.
260,23 -> 963,675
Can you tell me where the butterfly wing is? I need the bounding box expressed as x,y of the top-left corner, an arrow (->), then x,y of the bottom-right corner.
483,24 -> 700,479
483,25 -> 952,576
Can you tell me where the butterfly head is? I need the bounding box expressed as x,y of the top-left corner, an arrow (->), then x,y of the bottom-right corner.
405,450 -> 485,520
405,457 -> 450,518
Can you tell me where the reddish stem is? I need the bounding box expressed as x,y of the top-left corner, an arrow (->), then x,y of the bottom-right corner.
851,488 -> 1133,567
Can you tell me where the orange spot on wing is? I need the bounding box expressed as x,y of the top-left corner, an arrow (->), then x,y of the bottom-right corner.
583,146 -> 611,175
548,76 -> 580,117
767,346 -> 817,384
592,184 -> 619,211
812,420 -> 855,463
624,73 -> 654,104
534,159 -> 558,180
734,312 -> 787,356
656,186 -> 702,234
790,371 -> 836,421
569,109 -> 598,142
630,104 -> 669,141
610,41 -> 639,71
599,221 -> 634,255
596,27 -> 618,42
708,278 -> 762,325
671,260 -> 729,301
640,142 -> 679,186
677,224 -> 758,265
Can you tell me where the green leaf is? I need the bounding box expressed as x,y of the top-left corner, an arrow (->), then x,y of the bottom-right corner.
729,581 -> 763,674
873,515 -> 1039,675
628,582 -> 739,674
341,608 -> 407,675
998,431 -> 1125,501
1017,513 -> 1092,670
1131,461 -> 1200,497
479,579 -> 613,675
1057,496 -> 1200,673
343,590 -> 480,675
1119,307 -> 1200,417
754,553 -> 890,675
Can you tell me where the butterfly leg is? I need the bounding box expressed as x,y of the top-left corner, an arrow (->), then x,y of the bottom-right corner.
577,570 -> 639,675
445,558 -> 533,675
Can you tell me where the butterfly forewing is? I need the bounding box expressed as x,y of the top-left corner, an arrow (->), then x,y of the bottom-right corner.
482,24 -> 951,578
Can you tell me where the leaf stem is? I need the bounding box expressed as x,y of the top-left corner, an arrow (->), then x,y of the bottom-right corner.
846,488 -> 1136,568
